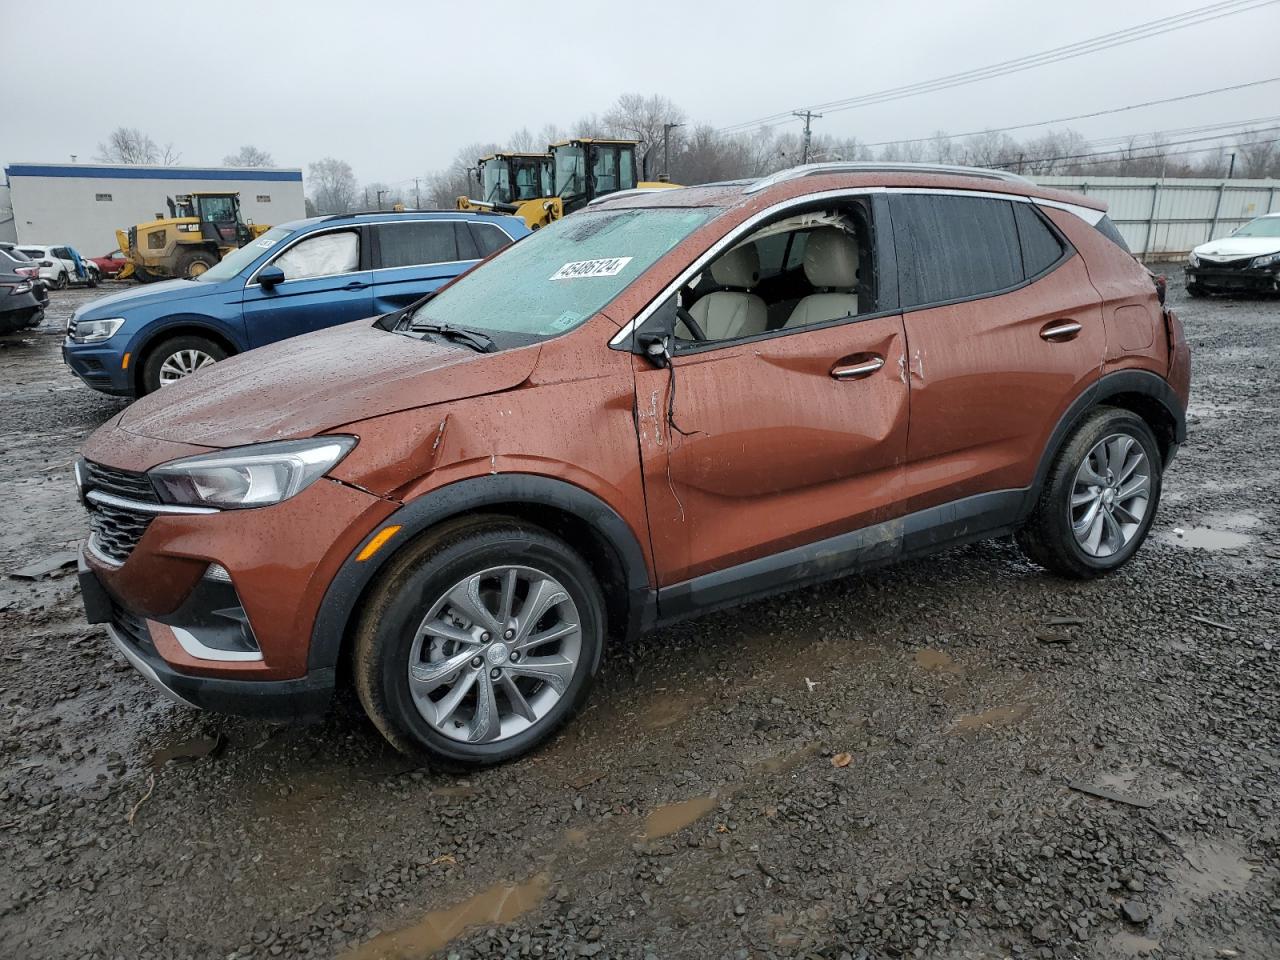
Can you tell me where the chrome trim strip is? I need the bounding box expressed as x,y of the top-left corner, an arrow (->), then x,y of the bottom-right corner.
743,161 -> 1033,195
169,625 -> 263,663
1033,197 -> 1105,226
608,186 -> 1104,347
105,625 -> 199,709
86,534 -> 123,567
86,489 -> 219,515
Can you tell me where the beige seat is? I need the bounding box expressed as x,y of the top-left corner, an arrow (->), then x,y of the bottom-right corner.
684,244 -> 768,341
785,229 -> 860,328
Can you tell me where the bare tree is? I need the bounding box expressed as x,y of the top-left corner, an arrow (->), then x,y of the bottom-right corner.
507,127 -> 536,152
1234,130 -> 1280,178
603,94 -> 687,178
223,145 -> 275,167
95,127 -> 180,165
308,158 -> 358,215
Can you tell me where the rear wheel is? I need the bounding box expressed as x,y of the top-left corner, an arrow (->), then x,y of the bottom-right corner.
175,248 -> 219,279
1016,407 -> 1162,579
141,335 -> 226,394
1186,283 -> 1207,298
353,519 -> 605,766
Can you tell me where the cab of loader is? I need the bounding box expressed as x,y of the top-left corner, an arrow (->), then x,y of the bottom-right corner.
550,139 -> 639,214
478,153 -> 552,206
120,190 -> 266,283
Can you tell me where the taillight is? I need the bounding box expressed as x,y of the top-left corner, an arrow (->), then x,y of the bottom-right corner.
15,266 -> 37,278
1152,273 -> 1167,306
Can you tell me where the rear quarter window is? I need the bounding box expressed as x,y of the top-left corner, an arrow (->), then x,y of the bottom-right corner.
1093,214 -> 1131,253
470,223 -> 514,257
1014,203 -> 1066,278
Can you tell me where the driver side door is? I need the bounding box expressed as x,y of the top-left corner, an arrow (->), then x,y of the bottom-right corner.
240,227 -> 373,347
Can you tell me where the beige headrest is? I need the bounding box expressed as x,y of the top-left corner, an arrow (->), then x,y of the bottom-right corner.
710,244 -> 760,288
803,228 -> 859,288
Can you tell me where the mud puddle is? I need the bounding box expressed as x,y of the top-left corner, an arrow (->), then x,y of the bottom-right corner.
949,702 -> 1032,733
343,873 -> 550,960
1161,513 -> 1259,551
914,648 -> 962,673
643,793 -> 719,839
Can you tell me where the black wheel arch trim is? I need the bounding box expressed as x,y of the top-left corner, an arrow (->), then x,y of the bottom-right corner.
1022,369 -> 1186,521
307,473 -> 652,672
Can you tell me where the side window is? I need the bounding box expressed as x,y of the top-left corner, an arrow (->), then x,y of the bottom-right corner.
1014,202 -> 1065,278
454,222 -> 479,261
890,194 -> 1022,308
272,230 -> 359,281
53,247 -> 70,259
674,199 -> 877,345
377,222 -> 458,269
469,223 -> 513,258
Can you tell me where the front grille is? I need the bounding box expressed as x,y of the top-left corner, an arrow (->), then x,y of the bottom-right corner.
1200,256 -> 1254,271
84,461 -> 159,502
83,460 -> 158,564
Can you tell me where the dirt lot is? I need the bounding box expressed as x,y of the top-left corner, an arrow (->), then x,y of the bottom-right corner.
0,278 -> 1276,960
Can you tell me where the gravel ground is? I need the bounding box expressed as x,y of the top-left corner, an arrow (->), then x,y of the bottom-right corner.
0,277 -> 1276,960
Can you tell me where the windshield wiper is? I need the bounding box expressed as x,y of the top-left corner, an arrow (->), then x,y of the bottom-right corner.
408,322 -> 495,353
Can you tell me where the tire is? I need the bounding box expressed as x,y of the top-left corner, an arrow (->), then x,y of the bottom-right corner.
55,271 -> 68,290
1185,283 -> 1206,298
140,335 -> 227,394
175,248 -> 219,279
1016,406 -> 1163,579
133,266 -> 160,284
353,517 -> 605,766
86,270 -> 99,289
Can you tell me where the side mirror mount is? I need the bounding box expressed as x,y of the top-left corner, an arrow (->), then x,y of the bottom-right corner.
257,265 -> 285,288
633,294 -> 678,365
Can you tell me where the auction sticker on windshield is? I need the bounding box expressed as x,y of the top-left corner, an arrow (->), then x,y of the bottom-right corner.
550,257 -> 633,280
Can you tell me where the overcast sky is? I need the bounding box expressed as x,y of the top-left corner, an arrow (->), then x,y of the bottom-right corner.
3,0 -> 1277,188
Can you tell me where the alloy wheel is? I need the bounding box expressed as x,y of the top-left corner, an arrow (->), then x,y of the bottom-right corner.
1070,432 -> 1151,558
158,349 -> 216,385
406,565 -> 583,744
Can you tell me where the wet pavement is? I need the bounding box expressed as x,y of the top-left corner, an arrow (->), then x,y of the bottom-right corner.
1,278 -> 1277,959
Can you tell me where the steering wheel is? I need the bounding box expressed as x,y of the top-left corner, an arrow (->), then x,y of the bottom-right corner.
676,305 -> 707,342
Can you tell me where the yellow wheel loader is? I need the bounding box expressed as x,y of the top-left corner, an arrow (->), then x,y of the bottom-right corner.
456,140 -> 679,230
117,192 -> 271,283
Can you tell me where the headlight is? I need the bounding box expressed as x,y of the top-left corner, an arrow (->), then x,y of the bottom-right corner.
1251,251 -> 1280,269
1187,252 -> 1200,267
149,436 -> 357,509
72,317 -> 125,342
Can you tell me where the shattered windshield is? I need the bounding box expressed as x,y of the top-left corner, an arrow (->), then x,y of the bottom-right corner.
408,207 -> 717,337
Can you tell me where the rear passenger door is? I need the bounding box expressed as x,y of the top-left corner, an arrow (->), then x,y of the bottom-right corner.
890,193 -> 1105,516
371,220 -> 487,314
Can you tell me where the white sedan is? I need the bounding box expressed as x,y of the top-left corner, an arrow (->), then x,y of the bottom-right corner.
1185,212 -> 1280,297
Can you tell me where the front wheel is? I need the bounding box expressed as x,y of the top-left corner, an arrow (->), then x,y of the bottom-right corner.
1016,407 -> 1163,579
1185,283 -> 1207,298
353,519 -> 605,766
55,271 -> 68,290
141,335 -> 227,394
175,248 -> 219,279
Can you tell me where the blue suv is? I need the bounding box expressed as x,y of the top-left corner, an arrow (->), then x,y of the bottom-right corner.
62,211 -> 530,396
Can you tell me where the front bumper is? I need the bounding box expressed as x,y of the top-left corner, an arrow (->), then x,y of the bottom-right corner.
1185,264 -> 1280,293
80,553 -> 336,720
62,338 -> 134,395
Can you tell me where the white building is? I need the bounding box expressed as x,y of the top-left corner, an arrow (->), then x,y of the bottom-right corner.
1,163 -> 305,255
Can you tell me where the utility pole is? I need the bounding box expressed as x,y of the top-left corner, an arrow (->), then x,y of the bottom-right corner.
376,189 -> 387,211
793,110 -> 823,164
413,177 -> 422,209
662,122 -> 684,181
1227,152 -> 1236,178
364,188 -> 370,209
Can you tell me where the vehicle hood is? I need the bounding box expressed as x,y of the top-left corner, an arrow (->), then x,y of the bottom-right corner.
76,278 -> 225,318
117,319 -> 540,447
1192,236 -> 1280,260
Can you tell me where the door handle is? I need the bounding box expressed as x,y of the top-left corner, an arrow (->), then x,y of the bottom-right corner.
342,280 -> 369,290
1040,320 -> 1082,342
830,355 -> 885,380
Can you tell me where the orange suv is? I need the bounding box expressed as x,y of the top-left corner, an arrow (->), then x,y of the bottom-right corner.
76,163 -> 1191,765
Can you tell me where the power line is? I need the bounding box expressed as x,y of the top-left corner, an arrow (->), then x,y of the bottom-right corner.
1039,134 -> 1280,170
856,77 -> 1280,149
716,0 -> 1280,135
993,124 -> 1280,168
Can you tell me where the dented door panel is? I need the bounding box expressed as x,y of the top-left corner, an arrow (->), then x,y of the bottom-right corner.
635,316 -> 909,586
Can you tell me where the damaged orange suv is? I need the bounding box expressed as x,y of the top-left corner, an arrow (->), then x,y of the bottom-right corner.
77,163 -> 1190,765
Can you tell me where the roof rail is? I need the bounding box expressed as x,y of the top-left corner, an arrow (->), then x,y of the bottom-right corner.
586,186 -> 686,207
742,161 -> 1032,195
323,208 -> 509,220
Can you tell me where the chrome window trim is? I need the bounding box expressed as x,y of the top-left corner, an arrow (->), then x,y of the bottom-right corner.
86,489 -> 220,516
245,218 -> 516,288
743,161 -> 1033,195
608,186 -> 1104,346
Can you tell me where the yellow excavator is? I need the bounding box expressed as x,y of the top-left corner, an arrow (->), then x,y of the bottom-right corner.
117,191 -> 272,282
457,139 -> 678,229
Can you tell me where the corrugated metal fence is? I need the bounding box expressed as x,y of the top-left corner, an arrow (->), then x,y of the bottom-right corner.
1033,175 -> 1280,261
